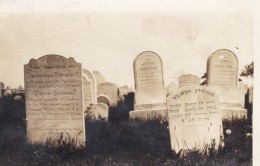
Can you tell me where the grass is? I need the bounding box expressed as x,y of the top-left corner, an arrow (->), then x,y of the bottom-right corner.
0,95 -> 252,165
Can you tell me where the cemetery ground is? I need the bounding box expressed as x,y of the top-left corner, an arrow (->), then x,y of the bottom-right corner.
0,95 -> 252,166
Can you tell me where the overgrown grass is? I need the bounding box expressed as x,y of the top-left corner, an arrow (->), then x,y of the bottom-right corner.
0,95 -> 252,165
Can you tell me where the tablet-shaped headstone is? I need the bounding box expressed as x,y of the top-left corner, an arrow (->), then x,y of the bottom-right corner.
167,87 -> 222,154
24,55 -> 85,147
82,69 -> 96,110
178,74 -> 200,88
207,49 -> 238,87
134,51 -> 166,110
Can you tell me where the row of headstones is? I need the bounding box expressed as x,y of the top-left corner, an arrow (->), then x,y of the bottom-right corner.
24,54 -> 134,148
130,50 -> 247,120
23,49 -> 248,154
130,49 -> 248,153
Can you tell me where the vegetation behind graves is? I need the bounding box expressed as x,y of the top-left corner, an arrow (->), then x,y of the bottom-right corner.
0,95 -> 252,165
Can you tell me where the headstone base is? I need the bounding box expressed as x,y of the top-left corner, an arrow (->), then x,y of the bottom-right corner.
221,108 -> 247,120
129,109 -> 168,121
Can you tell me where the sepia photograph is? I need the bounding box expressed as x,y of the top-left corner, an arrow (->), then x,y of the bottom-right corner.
0,1 -> 258,165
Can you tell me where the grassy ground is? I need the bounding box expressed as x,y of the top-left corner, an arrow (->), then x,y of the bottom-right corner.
0,95 -> 252,166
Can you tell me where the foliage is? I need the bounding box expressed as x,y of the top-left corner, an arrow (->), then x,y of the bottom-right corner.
240,62 -> 254,78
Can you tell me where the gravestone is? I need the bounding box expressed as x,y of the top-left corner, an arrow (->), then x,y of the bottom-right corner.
90,103 -> 109,120
82,68 -> 96,111
92,70 -> 105,86
97,82 -> 118,106
207,49 -> 247,119
129,51 -> 167,120
24,55 -> 85,147
178,74 -> 200,88
97,95 -> 110,106
167,87 -> 223,154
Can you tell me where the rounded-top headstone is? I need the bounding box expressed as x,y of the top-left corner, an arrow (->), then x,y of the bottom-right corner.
207,49 -> 238,87
133,51 -> 166,107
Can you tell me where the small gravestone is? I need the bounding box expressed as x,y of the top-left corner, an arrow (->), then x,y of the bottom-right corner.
167,87 -> 223,155
178,74 -> 200,88
97,82 -> 118,106
82,68 -> 97,110
90,103 -> 109,120
92,70 -> 105,86
24,55 -> 85,147
130,51 -> 167,120
97,95 -> 110,106
207,49 -> 246,119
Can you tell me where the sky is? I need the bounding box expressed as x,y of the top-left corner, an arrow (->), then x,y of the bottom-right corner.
0,11 -> 254,89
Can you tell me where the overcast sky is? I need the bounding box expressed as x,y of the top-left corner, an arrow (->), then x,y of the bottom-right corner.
0,11 -> 253,88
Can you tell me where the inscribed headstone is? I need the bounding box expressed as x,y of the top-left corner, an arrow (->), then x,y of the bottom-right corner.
167,87 -> 222,154
207,49 -> 238,87
206,49 -> 246,119
133,51 -> 166,110
24,55 -> 85,147
97,82 -> 118,105
178,74 -> 200,88
82,68 -> 96,110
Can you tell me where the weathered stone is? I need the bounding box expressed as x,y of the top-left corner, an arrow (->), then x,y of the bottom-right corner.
178,74 -> 200,88
130,51 -> 167,120
97,82 -> 118,106
24,55 -> 85,147
82,68 -> 96,111
207,49 -> 246,120
167,87 -> 223,154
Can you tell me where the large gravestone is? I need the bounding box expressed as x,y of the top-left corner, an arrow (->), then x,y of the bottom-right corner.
24,55 -> 85,147
92,70 -> 105,86
82,68 -> 97,111
167,87 -> 223,154
97,82 -> 118,106
207,49 -> 247,119
129,51 -> 167,120
178,74 -> 200,88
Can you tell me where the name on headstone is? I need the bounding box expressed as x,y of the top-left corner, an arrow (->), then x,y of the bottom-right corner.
167,87 -> 222,154
24,55 -> 85,147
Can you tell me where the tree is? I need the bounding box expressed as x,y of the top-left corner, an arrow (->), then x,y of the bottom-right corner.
240,62 -> 254,78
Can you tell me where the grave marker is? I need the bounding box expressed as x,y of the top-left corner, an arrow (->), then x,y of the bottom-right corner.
178,74 -> 200,88
24,55 -> 85,147
167,87 -> 223,154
